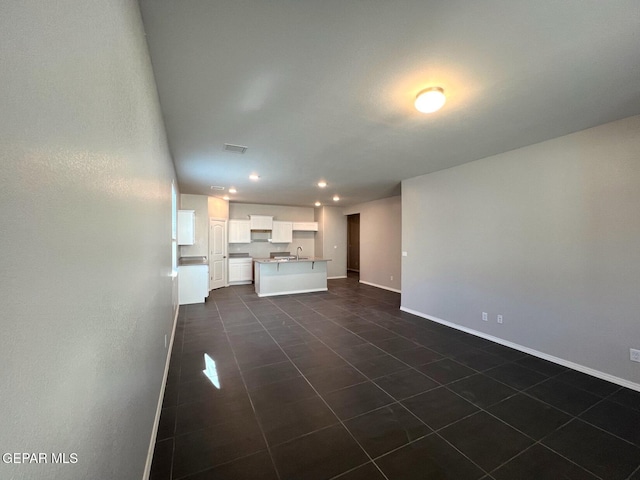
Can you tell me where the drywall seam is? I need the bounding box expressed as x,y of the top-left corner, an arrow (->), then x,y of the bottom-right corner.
400,306 -> 640,393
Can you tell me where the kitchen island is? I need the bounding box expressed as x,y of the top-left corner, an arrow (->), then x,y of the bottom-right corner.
254,258 -> 330,297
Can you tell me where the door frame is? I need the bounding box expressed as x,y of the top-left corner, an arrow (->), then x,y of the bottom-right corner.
209,217 -> 228,290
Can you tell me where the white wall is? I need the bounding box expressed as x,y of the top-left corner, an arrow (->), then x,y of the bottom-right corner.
345,196 -> 401,292
402,115 -> 640,388
229,203 -> 315,259
179,194 -> 209,257
0,2 -> 177,479
315,206 -> 348,278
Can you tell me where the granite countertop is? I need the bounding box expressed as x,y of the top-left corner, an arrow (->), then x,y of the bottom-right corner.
254,257 -> 330,263
178,256 -> 208,266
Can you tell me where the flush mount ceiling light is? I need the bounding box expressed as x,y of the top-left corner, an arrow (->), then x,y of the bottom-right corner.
223,195 -> 230,201
317,181 -> 327,188
315,201 -> 321,207
249,174 -> 260,181
415,87 -> 446,113
228,187 -> 237,194
333,195 -> 340,202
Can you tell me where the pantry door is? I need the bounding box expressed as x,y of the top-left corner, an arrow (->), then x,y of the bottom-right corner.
209,218 -> 227,290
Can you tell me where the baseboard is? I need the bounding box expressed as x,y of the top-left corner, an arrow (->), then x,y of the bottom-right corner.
257,287 -> 328,297
142,304 -> 180,480
328,276 -> 347,279
360,280 -> 401,294
400,306 -> 640,393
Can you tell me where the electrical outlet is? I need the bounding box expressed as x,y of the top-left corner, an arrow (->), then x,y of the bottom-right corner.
630,348 -> 640,363
497,315 -> 503,324
482,312 -> 488,322
390,275 -> 393,281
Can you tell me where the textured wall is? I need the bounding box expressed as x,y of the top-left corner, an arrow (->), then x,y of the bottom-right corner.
0,1 -> 177,479
402,115 -> 640,386
344,196 -> 401,291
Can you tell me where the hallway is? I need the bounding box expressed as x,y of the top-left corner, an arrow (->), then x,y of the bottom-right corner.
152,278 -> 640,480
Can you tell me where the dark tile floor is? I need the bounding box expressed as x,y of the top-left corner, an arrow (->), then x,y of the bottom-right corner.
151,275 -> 640,480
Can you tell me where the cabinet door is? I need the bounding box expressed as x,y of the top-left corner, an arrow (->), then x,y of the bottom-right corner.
240,263 -> 253,281
249,215 -> 273,230
229,220 -> 251,243
228,262 -> 242,282
177,210 -> 195,245
292,222 -> 318,231
271,221 -> 293,243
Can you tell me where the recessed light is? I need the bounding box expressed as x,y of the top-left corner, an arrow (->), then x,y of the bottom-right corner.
228,187 -> 237,194
223,195 -> 230,201
415,86 -> 446,113
249,174 -> 260,181
315,202 -> 321,207
333,195 -> 340,202
317,181 -> 327,188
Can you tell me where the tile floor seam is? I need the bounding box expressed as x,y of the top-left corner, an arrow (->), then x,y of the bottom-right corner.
236,293 -> 392,480
213,300 -> 283,480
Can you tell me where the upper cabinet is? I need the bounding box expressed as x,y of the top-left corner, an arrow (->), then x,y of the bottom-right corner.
292,222 -> 318,232
177,210 -> 195,245
228,219 -> 251,243
249,215 -> 273,230
271,221 -> 293,243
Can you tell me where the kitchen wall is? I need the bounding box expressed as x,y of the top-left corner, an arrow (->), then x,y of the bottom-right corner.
315,206 -> 348,278
344,196 -> 401,292
0,2 -> 178,480
208,196 -> 229,219
402,115 -> 640,389
180,194 -> 209,257
229,203 -> 316,258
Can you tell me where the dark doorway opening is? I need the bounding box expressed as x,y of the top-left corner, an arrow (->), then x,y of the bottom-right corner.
347,213 -> 360,273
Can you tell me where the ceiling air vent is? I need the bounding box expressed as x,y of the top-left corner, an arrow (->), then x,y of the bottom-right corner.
210,185 -> 225,191
223,143 -> 248,154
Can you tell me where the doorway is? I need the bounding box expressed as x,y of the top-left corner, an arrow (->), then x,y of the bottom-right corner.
209,218 -> 227,290
347,214 -> 360,273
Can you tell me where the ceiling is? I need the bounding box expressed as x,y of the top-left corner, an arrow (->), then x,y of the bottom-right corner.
139,0 -> 640,207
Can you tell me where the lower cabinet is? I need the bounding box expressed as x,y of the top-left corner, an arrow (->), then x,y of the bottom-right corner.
178,265 -> 209,305
228,258 -> 253,285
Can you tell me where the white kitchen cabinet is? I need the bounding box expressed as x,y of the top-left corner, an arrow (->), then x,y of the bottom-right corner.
228,257 -> 253,284
271,221 -> 293,243
178,265 -> 209,304
228,219 -> 251,243
292,222 -> 318,231
249,215 -> 273,230
177,210 -> 195,245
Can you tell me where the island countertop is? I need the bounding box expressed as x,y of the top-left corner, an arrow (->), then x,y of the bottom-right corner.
254,257 -> 331,264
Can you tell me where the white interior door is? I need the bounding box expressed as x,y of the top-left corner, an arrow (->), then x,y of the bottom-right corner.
209,218 -> 227,290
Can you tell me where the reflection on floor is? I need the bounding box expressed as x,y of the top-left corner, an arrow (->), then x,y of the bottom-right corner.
151,276 -> 640,480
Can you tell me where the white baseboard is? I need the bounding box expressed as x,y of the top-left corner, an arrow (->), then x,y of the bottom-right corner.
142,305 -> 180,480
360,280 -> 401,294
257,287 -> 328,297
400,306 -> 640,393
328,276 -> 347,279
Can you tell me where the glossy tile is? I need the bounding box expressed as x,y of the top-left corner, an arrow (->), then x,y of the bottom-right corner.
402,387 -> 479,430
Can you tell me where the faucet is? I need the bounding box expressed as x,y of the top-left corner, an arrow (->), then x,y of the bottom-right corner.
296,246 -> 303,260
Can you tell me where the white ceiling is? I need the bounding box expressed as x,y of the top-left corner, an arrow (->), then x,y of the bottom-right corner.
139,0 -> 640,207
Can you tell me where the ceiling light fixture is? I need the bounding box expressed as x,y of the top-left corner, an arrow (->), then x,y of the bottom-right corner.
228,187 -> 237,193
223,195 -> 230,201
317,181 -> 327,188
414,87 -> 446,113
249,174 -> 260,181
333,195 -> 340,202
315,201 -> 321,207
